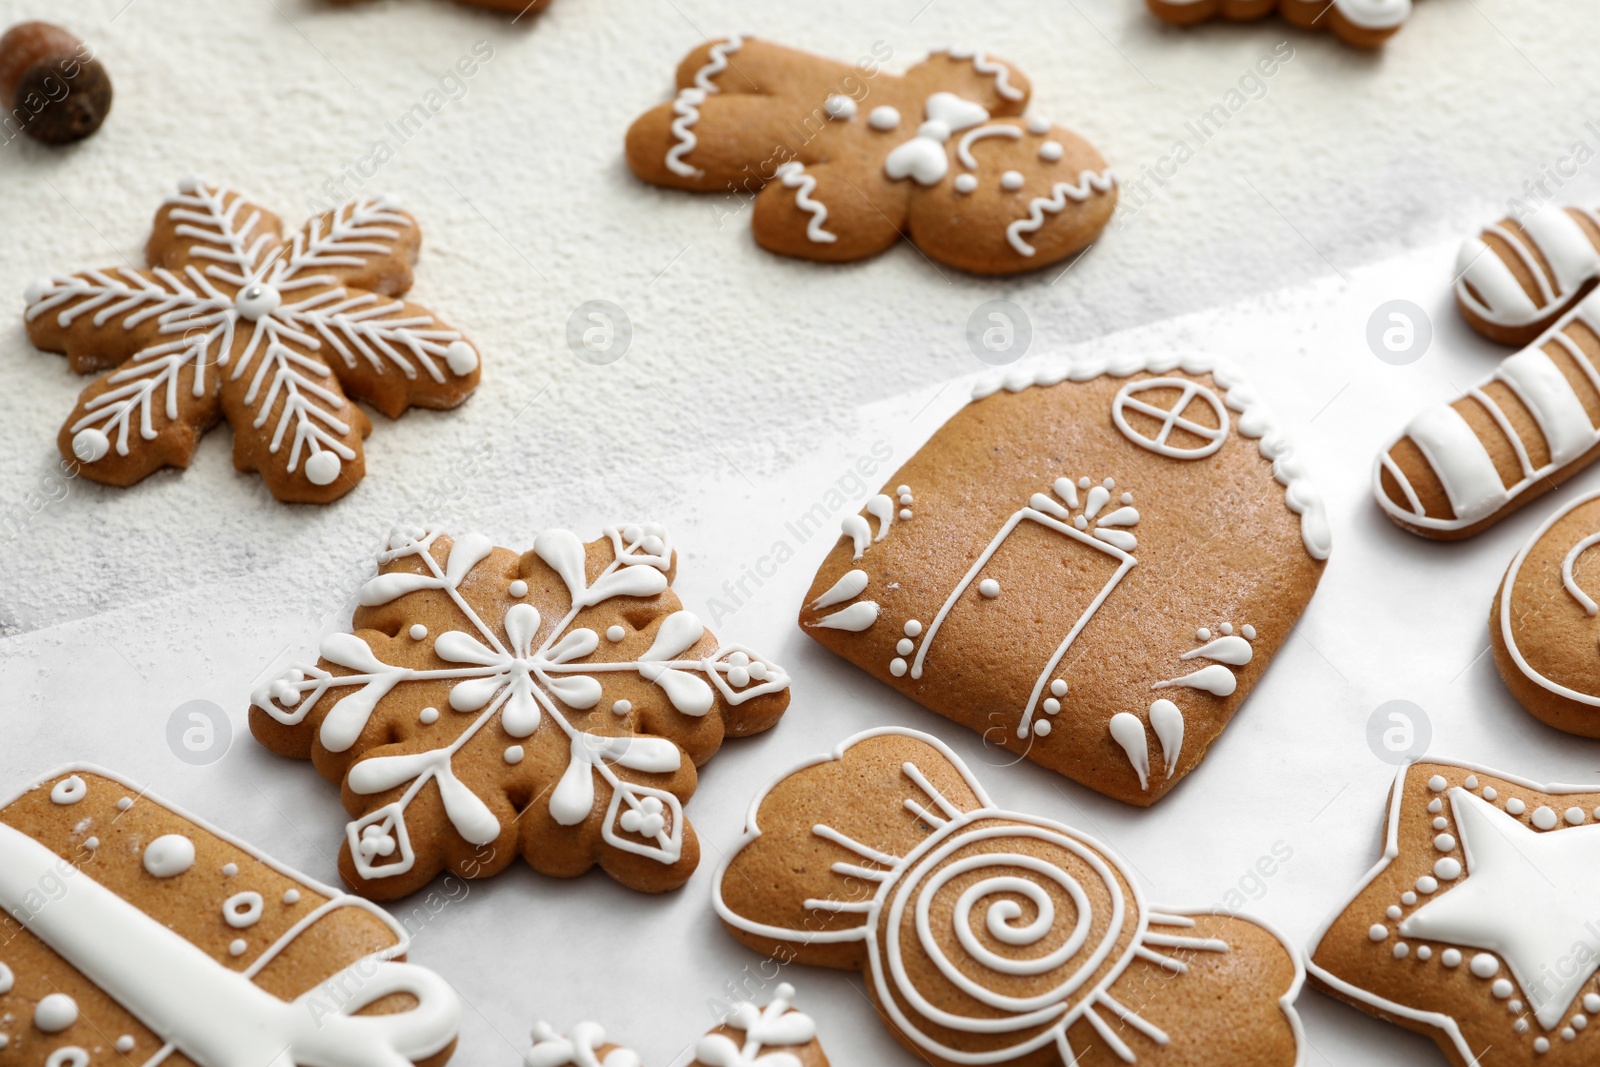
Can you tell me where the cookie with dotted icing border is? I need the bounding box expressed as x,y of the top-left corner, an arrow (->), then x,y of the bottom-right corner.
1146,0 -> 1411,47
713,728 -> 1306,1067
1456,204 -> 1600,346
1309,760 -> 1600,1065
22,177 -> 481,504
0,766 -> 460,1066
1374,289 -> 1600,540
1490,489 -> 1600,735
625,37 -> 1116,275
250,524 -> 791,900
524,984 -> 829,1067
796,354 -> 1329,806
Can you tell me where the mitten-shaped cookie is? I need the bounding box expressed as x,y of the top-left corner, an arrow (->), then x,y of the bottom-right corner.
1147,0 -> 1411,47
626,37 -> 1115,275
1456,204 -> 1600,345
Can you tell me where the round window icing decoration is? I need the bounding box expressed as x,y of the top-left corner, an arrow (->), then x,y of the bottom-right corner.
1111,377 -> 1230,459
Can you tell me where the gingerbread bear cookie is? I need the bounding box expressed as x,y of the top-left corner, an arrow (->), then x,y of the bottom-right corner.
525,984 -> 829,1067
1490,489 -> 1600,735
1374,291 -> 1600,539
713,728 -> 1306,1067
797,355 -> 1329,806
23,177 -> 481,504
1146,0 -> 1411,47
626,37 -> 1116,275
251,524 -> 791,900
0,766 -> 460,1066
1310,760 -> 1600,1065
1456,204 -> 1600,346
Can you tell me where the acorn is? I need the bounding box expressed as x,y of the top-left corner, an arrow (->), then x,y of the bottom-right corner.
0,22 -> 112,145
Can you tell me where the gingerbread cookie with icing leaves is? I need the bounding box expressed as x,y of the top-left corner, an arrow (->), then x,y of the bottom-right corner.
22,177 -> 481,504
0,766 -> 460,1067
525,984 -> 829,1067
1375,290 -> 1600,539
714,728 -> 1306,1067
797,355 -> 1329,806
1146,0 -> 1410,47
250,524 -> 791,900
625,37 -> 1116,275
1456,204 -> 1600,346
1309,760 -> 1600,1065
1490,490 -> 1600,736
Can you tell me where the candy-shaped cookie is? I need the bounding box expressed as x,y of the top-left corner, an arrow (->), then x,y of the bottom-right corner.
1490,489 -> 1600,735
0,766 -> 460,1066
714,728 -> 1306,1067
1374,291 -> 1600,539
251,524 -> 791,899
22,177 -> 481,503
1309,760 -> 1600,1065
625,37 -> 1116,275
797,355 -> 1329,805
1146,0 -> 1411,47
1456,204 -> 1600,345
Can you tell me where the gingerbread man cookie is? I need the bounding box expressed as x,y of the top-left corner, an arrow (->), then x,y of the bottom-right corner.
250,524 -> 791,900
714,728 -> 1306,1067
1310,760 -> 1600,1065
23,178 -> 480,503
626,37 -> 1116,275
1456,204 -> 1600,346
1146,0 -> 1411,47
1375,290 -> 1600,539
0,766 -> 460,1066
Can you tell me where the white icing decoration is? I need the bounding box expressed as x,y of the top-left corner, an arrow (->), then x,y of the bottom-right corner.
941,46 -> 1026,100
1112,377 -> 1230,459
813,601 -> 880,632
505,745 -> 525,765
0,961 -> 11,993
143,834 -> 196,878
665,88 -> 709,178
869,106 -> 900,131
1151,664 -> 1237,697
955,174 -> 978,194
1180,635 -> 1253,665
1000,170 -> 1025,191
812,569 -> 868,609
885,93 -> 991,187
1109,712 -> 1151,791
978,578 -> 1001,598
1500,488 -> 1600,708
1006,171 -> 1117,256
527,1021 -> 641,1067
1148,699 -> 1184,779
1533,805 -> 1559,830
824,94 -> 857,120
1435,857 -> 1463,880
698,982 -> 816,1066
956,124 -> 1021,169
1456,206 -> 1600,329
510,579 -> 529,598
51,775 -> 87,805
224,891 -> 264,929
283,889 -> 301,904
775,162 -> 837,244
409,623 -> 428,640
905,620 -> 923,637
1154,0 -> 1409,28
1039,141 -> 1064,162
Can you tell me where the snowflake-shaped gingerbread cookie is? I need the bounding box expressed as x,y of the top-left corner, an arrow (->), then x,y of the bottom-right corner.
626,37 -> 1116,275
250,524 -> 791,899
23,178 -> 481,503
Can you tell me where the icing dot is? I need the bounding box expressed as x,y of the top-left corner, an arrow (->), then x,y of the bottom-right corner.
1220,623 -> 1235,635
1434,834 -> 1457,852
904,620 -> 922,638
1195,628 -> 1211,641
72,428 -> 110,463
229,939 -> 248,957
0,962 -> 11,993
509,580 -> 528,598
1574,1014 -> 1588,1030
1587,995 -> 1600,1013
728,651 -> 749,667
748,662 -> 768,680
1401,891 -> 1417,906
1393,942 -> 1409,959
1464,775 -> 1479,789
445,341 -> 479,376
1027,116 -> 1050,134
869,106 -> 900,131
117,797 -> 133,811
1442,949 -> 1462,967
50,776 -> 87,805
1568,807 -> 1587,825
117,1036 -> 135,1053
224,891 -> 264,929
1033,719 -> 1052,737
83,837 -> 99,851
1241,624 -> 1256,639
890,658 -> 908,677
954,174 -> 978,194
1507,798 -> 1526,815
1562,1026 -> 1577,1040
1417,946 -> 1433,960
1471,953 -> 1501,979
221,863 -> 237,877
409,624 -> 428,640
34,993 -> 78,1032
1435,857 -> 1463,881
1038,140 -> 1064,161
897,484 -> 910,495
1000,170 -> 1025,191
824,95 -> 858,120
899,493 -> 914,505
420,707 -> 440,724
1050,679 -> 1068,697
1416,875 -> 1439,894
978,579 -> 1001,598
1043,698 -> 1061,714
234,282 -> 281,321
1428,799 -> 1443,814
605,625 -> 625,643
504,745 -> 525,765
1511,1000 -> 1524,1012
1078,477 -> 1091,489
1433,817 -> 1448,830
1493,979 -> 1514,999
1533,806 -> 1559,830
1428,775 -> 1448,793
1483,787 -> 1497,800
1535,1037 -> 1550,1053
1515,1019 -> 1530,1033
283,889 -> 301,905
612,700 -> 632,715
899,508 -> 914,521
1386,905 -> 1402,920
728,665 -> 750,687
1368,924 -> 1388,942
143,835 -> 196,878
896,639 -> 914,656
304,450 -> 341,487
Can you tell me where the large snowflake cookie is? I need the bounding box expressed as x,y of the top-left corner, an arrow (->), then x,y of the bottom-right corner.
1310,760 -> 1600,1065
1374,290 -> 1600,539
713,728 -> 1306,1067
1455,203 -> 1600,346
250,524 -> 792,899
0,766 -> 460,1066
1146,0 -> 1411,47
797,355 -> 1329,805
23,177 -> 481,503
625,37 -> 1116,275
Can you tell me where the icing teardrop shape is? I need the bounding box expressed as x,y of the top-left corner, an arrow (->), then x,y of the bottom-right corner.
1108,712 -> 1151,791
1148,699 -> 1184,779
1181,634 -> 1254,666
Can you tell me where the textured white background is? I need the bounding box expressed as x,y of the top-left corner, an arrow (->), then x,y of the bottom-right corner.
2,0 -> 1600,1064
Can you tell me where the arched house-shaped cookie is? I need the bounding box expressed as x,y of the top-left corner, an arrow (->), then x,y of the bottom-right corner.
797,355 -> 1330,806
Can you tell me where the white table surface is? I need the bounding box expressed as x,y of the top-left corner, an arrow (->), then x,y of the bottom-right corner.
2,1 -> 1599,1064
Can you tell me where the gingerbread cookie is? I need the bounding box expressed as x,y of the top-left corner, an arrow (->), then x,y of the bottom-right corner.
1146,0 -> 1411,47
330,0 -> 551,12
526,984 -> 828,1067
1309,760 -> 1600,1065
1456,204 -> 1600,346
23,177 -> 480,503
713,728 -> 1306,1067
251,524 -> 791,900
1490,490 -> 1600,735
1375,291 -> 1600,539
796,355 -> 1329,805
625,37 -> 1116,275
0,766 -> 460,1066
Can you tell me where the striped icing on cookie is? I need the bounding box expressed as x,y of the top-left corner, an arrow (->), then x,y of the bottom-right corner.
1456,205 -> 1600,332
